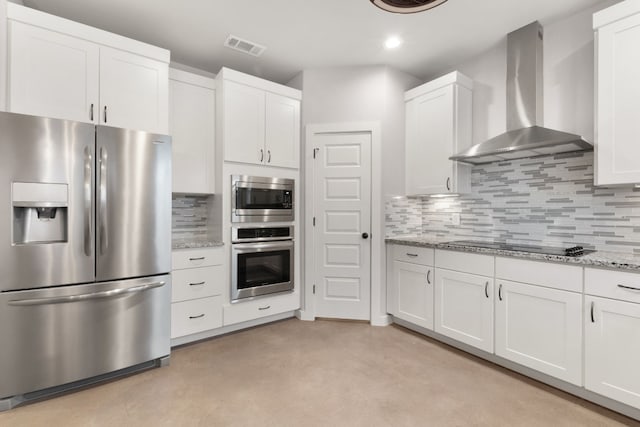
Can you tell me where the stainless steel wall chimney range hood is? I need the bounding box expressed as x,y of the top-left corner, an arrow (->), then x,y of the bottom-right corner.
450,22 -> 593,165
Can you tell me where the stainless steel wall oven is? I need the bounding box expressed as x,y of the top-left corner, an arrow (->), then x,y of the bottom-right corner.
231,175 -> 294,223
231,225 -> 294,301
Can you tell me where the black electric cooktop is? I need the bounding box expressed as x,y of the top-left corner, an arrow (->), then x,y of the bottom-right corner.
445,240 -> 595,257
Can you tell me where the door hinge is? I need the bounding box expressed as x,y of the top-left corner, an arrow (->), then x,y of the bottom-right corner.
313,148 -> 319,159
313,284 -> 316,294
313,217 -> 316,226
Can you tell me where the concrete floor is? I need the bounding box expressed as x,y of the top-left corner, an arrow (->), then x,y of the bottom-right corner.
0,318 -> 637,426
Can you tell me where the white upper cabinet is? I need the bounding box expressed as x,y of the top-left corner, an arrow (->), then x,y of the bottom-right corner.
8,21 -> 99,123
218,68 -> 301,169
169,69 -> 216,194
99,47 -> 168,134
223,80 -> 266,165
405,71 -> 472,195
265,92 -> 300,169
594,2 -> 640,185
5,3 -> 169,134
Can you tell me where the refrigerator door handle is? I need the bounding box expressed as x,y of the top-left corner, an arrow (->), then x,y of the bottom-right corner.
83,146 -> 93,257
8,281 -> 166,306
99,146 -> 108,255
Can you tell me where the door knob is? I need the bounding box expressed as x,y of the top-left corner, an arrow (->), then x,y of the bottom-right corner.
362,233 -> 369,239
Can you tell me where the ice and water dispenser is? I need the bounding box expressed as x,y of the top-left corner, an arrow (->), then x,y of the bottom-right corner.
12,182 -> 68,244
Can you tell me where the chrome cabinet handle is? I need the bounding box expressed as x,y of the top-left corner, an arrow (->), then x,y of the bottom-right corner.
189,282 -> 205,286
103,105 -> 108,123
189,257 -> 205,261
427,270 -> 431,285
590,301 -> 595,323
98,147 -> 108,255
618,284 -> 640,292
446,177 -> 451,191
406,253 -> 418,257
90,103 -> 94,121
83,146 -> 93,257
9,281 -> 165,306
498,284 -> 503,301
267,150 -> 271,163
260,149 -> 264,162
485,281 -> 489,298
189,314 -> 205,319
258,305 -> 271,311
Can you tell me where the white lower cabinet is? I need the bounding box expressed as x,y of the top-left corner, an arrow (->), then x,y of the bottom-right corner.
434,268 -> 494,352
584,267 -> 640,409
394,261 -> 434,330
171,296 -> 222,338
171,247 -> 224,340
495,280 -> 583,385
223,292 -> 300,326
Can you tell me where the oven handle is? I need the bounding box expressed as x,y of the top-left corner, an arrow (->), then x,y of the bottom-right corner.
232,240 -> 294,252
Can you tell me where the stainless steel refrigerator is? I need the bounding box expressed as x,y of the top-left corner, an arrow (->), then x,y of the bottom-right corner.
0,111 -> 172,410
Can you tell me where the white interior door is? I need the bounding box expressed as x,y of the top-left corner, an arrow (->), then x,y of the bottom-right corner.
311,130 -> 371,320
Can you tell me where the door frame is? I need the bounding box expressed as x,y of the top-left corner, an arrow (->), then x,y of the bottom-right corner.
300,122 -> 388,326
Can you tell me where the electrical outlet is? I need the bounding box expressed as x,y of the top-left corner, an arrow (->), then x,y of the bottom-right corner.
451,213 -> 461,226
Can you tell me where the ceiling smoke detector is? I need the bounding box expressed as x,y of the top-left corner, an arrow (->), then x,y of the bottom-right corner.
370,0 -> 448,14
224,35 -> 266,57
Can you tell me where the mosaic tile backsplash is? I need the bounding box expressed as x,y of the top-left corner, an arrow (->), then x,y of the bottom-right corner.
386,152 -> 640,255
172,194 -> 214,243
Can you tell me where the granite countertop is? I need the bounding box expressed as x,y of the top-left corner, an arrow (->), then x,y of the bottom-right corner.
386,236 -> 640,272
172,240 -> 225,250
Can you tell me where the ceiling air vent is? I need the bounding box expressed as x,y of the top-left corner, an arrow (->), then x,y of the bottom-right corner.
370,0 -> 448,14
224,35 -> 266,57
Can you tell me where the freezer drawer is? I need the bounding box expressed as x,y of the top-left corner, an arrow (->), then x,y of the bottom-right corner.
0,275 -> 170,399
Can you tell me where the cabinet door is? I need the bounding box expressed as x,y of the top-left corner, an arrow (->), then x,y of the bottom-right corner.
223,80 -> 265,165
595,13 -> 640,185
99,47 -> 169,134
585,296 -> 640,409
435,268 -> 493,352
169,78 -> 215,193
495,280 -> 583,385
406,86 -> 454,195
265,93 -> 300,168
8,21 -> 99,123
394,261 -> 434,330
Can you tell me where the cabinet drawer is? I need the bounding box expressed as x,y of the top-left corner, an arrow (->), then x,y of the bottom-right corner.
496,257 -> 582,293
435,250 -> 494,277
171,296 -> 222,339
171,266 -> 224,303
223,292 -> 300,326
585,268 -> 640,303
172,247 -> 223,270
393,245 -> 434,265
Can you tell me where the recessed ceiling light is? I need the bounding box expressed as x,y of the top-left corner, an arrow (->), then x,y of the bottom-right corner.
385,36 -> 403,49
371,0 -> 448,14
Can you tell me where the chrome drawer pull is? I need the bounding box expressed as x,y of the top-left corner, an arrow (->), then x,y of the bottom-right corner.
618,284 -> 640,292
258,305 -> 271,311
406,253 -> 418,257
189,282 -> 205,286
189,257 -> 205,261
426,270 -> 431,285
189,314 -> 205,319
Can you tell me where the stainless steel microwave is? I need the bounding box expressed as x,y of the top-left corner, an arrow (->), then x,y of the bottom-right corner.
231,175 -> 294,223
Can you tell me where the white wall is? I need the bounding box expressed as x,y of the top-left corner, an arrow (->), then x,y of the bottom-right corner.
299,65 -> 420,196
0,0 -> 7,110
431,0 -> 619,146
290,65 -> 420,321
